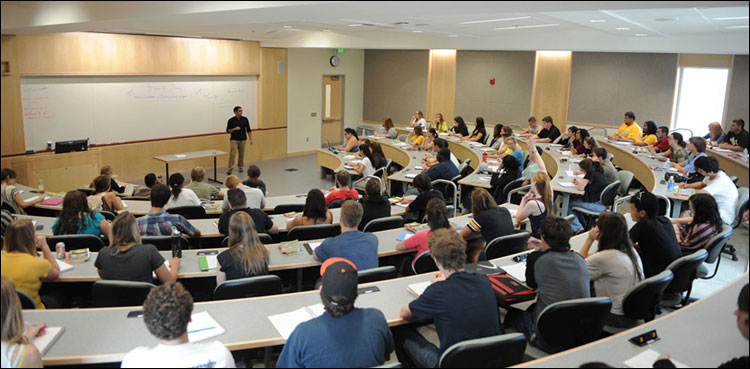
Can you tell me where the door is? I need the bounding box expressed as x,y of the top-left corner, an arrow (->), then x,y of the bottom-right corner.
322,75 -> 344,146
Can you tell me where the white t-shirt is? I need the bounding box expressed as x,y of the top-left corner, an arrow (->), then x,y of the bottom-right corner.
221,185 -> 266,211
1,341 -> 24,368
121,341 -> 235,368
164,188 -> 201,209
702,171 -> 738,224
414,118 -> 428,130
361,157 -> 375,177
450,153 -> 460,170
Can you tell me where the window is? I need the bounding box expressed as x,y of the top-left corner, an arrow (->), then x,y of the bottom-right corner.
671,67 -> 729,137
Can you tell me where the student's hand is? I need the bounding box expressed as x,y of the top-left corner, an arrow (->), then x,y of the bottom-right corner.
588,226 -> 600,241
35,235 -> 49,251
678,182 -> 687,189
522,191 -> 535,202
169,257 -> 181,270
657,354 -> 671,361
24,323 -> 47,341
431,271 -> 445,284
527,237 -> 543,251
572,178 -> 579,185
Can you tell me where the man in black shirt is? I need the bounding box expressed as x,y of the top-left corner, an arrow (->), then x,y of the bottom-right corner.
533,116 -> 561,143
719,119 -> 749,153
218,188 -> 278,236
628,191 -> 681,278
226,106 -> 253,175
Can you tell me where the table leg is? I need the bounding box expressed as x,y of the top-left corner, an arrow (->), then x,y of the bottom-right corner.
208,156 -> 221,184
671,199 -> 682,218
561,193 -> 571,217
165,163 -> 169,180
296,269 -> 303,291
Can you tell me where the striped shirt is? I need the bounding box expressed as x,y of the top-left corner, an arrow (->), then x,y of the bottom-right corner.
1,209 -> 14,244
679,222 -> 718,255
136,210 -> 196,236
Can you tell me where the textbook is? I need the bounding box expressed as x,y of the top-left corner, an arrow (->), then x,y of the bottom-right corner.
197,251 -> 218,272
268,304 -> 326,340
407,281 -> 432,297
30,326 -> 64,356
187,311 -> 226,343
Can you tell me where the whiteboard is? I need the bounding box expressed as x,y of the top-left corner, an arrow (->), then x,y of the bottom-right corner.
20,76 -> 257,151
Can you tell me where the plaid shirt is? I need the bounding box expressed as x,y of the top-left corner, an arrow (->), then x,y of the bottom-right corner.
136,210 -> 196,236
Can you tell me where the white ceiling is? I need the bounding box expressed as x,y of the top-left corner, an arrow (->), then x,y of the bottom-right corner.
2,1 -> 748,54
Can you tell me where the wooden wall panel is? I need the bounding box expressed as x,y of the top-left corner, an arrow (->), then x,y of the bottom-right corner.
259,129 -> 288,159
531,51 -> 572,131
8,149 -> 102,192
258,48 -> 288,129
1,35 -> 26,156
426,50 -> 457,128
15,33 -> 260,75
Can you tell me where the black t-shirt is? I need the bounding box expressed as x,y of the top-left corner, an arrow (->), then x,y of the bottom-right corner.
109,178 -> 125,194
243,180 -> 267,195
472,127 -> 487,143
408,271 -> 500,354
451,125 -> 469,137
725,129 -> 749,150
94,244 -> 165,283
629,216 -> 682,278
409,190 -> 444,222
218,208 -> 274,236
217,248 -> 268,281
538,125 -> 561,141
466,207 -> 514,243
583,170 -> 608,203
226,116 -> 252,141
490,169 -> 520,204
359,196 -> 392,231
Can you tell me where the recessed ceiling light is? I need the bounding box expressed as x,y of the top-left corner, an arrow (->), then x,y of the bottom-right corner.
412,30 -> 423,33
589,20 -> 607,23
460,16 -> 531,25
283,26 -> 292,29
616,27 -> 630,31
448,34 -> 458,37
347,24 -> 363,27
495,24 -> 560,30
725,25 -> 750,29
654,17 -> 677,22
712,16 -> 749,21
635,33 -> 648,37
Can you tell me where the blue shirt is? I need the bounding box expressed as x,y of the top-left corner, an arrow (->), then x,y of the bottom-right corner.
683,152 -> 707,174
511,149 -> 524,172
315,231 -> 378,271
277,308 -> 394,368
426,160 -> 459,182
52,212 -> 105,236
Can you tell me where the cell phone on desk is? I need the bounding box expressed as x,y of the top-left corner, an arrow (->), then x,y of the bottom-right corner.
512,253 -> 528,263
127,310 -> 144,318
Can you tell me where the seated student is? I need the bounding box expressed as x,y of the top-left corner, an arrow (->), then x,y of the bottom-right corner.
97,212 -> 179,283
409,110 -> 428,130
569,128 -> 590,154
217,212 -> 270,284
521,138 -> 548,185
520,116 -> 539,137
314,201 -> 378,271
673,137 -> 707,178
422,128 -> 438,151
532,116 -> 561,143
465,116 -> 487,143
629,120 -> 658,146
592,147 -> 618,184
577,212 -> 644,328
218,189 -> 278,236
718,118 -> 749,152
242,165 -> 267,196
353,142 -> 386,181
99,165 -> 126,194
553,125 -> 578,147
121,282 -> 235,368
434,113 -> 450,133
504,136 -> 525,171
132,173 -> 161,198
422,138 -> 459,170
489,155 -> 521,205
504,217 -> 589,352
87,175 -> 125,213
568,159 -> 609,233
358,179 -> 391,232
221,175 -> 265,212
653,283 -> 749,369
704,121 -> 727,145
374,116 -> 398,139
1,276 -> 45,368
278,257 -> 393,368
288,189 -> 333,229
488,124 -> 505,150
397,198 -> 451,263
578,136 -> 598,157
324,171 -> 359,207
1,220 -> 60,309
671,193 -> 722,255
448,116 -> 470,138
426,148 -> 459,182
651,132 -> 689,163
653,125 -> 671,152
1,168 -> 44,215
628,191 -> 682,278
678,156 -> 738,225
1,198 -> 12,245
52,190 -> 110,237
164,173 -> 201,210
608,111 -> 642,142
334,128 -> 360,153
183,167 -> 220,201
461,188 -> 514,262
136,184 -> 200,237
400,173 -> 444,222
395,229 -> 499,368
408,126 -> 425,147
516,172 -> 553,238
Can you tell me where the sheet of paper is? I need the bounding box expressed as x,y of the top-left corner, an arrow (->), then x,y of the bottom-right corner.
408,281 -> 432,297
349,160 -> 362,164
405,173 -> 417,179
560,151 -> 571,156
204,255 -> 217,270
558,182 -> 577,188
413,166 -> 424,170
343,155 -> 356,159
56,259 -> 74,274
623,348 -> 689,368
268,307 -> 315,341
175,154 -> 187,158
308,241 -> 322,250
615,141 -> 631,145
307,304 -> 326,317
711,147 -> 732,153
502,263 -> 527,283
395,202 -> 408,208
187,311 -> 226,343
30,326 -> 64,356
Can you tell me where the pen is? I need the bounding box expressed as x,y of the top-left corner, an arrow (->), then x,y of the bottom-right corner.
188,326 -> 216,334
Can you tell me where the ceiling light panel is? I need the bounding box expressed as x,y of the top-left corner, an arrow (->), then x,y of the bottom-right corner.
460,16 -> 531,24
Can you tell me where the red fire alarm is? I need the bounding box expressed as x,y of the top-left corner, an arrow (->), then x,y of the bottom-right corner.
490,77 -> 495,85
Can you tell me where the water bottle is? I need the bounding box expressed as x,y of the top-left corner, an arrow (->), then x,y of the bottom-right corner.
743,149 -> 748,163
667,176 -> 674,192
38,178 -> 44,193
663,159 -> 670,174
171,226 -> 182,258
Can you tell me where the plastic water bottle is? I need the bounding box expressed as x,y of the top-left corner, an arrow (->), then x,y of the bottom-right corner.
743,149 -> 748,163
663,159 -> 670,174
171,226 -> 182,258
667,176 -> 674,192
38,178 -> 44,193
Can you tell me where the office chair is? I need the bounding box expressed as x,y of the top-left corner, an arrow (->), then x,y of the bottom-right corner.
362,216 -> 404,233
604,270 -> 673,334
141,235 -> 190,251
438,333 -> 526,368
483,231 -> 530,260
91,280 -> 156,307
358,266 -> 398,284
661,249 -> 708,308
212,275 -> 282,301
287,224 -> 337,241
47,234 -> 106,252
412,251 -> 438,274
534,297 -> 612,354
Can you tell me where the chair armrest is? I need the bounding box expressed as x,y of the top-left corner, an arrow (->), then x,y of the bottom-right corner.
507,185 -> 531,204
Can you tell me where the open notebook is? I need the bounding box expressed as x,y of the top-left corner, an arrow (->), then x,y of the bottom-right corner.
407,281 -> 432,297
268,304 -> 326,340
30,326 -> 65,356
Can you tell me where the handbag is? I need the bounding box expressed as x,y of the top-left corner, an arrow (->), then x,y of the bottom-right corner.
488,274 -> 536,306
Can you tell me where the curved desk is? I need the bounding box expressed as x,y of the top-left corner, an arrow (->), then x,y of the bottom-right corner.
706,147 -> 749,187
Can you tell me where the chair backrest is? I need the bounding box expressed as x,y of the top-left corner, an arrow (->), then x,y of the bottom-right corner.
502,178 -> 526,203
506,184 -> 531,205
536,297 -> 612,352
363,216 -> 404,233
735,187 -> 749,226
664,249 -> 708,296
16,289 -> 36,309
212,275 -> 282,301
653,194 -> 671,217
221,233 -> 273,248
98,210 -> 116,221
166,205 -> 207,219
358,266 -> 398,284
412,251 -> 438,274
2,201 -> 17,213
621,270 -> 673,322
91,280 -> 156,307
438,333 -> 526,368
121,196 -> 149,201
328,198 -> 354,209
271,204 -> 305,215
617,170 -> 634,196
670,128 -> 693,139
47,234 -> 106,252
141,235 -> 190,251
398,134 -> 408,142
287,224 -> 337,241
432,179 -> 458,209
483,231 -> 530,260
703,224 -> 733,264
600,180 -> 621,208
77,188 -> 94,196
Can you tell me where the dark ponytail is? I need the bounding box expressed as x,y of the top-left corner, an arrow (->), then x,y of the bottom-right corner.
168,173 -> 184,199
579,158 -> 602,173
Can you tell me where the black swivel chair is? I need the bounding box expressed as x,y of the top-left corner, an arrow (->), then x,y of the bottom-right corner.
483,231 -> 530,260
271,204 -> 305,215
77,188 -> 94,196
287,224 -> 337,241
412,251 -> 438,274
501,178 -> 526,205
47,234 -> 106,252
91,280 -> 156,307
438,333 -> 527,368
16,289 -> 36,309
2,202 -> 16,214
121,196 -> 149,201
362,216 -> 404,233
98,210 -> 116,221
166,205 -> 207,219
570,180 -> 621,231
535,297 -> 612,353
698,224 -> 734,279
212,275 -> 282,301
358,266 -> 398,284
604,270 -> 674,334
141,235 -> 191,251
661,249 -> 708,308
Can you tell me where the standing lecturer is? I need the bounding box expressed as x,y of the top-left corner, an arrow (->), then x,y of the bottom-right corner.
226,106 -> 253,175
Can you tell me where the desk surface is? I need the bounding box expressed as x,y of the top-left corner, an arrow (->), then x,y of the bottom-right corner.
153,150 -> 228,163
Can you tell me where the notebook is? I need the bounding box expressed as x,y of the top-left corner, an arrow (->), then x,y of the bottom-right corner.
197,252 -> 218,272
558,182 -> 577,188
302,241 -> 322,255
501,263 -> 527,283
30,326 -> 65,356
268,304 -> 326,340
623,349 -> 688,368
39,197 -> 63,206
187,311 -> 226,343
404,173 -> 418,179
407,281 -> 432,297
396,232 -> 414,241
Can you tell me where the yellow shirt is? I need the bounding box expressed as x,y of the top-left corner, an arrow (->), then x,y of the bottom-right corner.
410,135 -> 425,146
635,133 -> 657,145
615,122 -> 642,139
1,251 -> 52,309
436,121 -> 450,133
500,145 -> 514,156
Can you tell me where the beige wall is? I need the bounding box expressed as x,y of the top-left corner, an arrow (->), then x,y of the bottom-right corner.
363,50 -> 428,124
287,48 -> 364,153
727,55 -> 749,125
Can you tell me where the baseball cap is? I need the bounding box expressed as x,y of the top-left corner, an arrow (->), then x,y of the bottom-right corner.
320,257 -> 358,304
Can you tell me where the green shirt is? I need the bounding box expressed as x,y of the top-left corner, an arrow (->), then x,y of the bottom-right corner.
184,180 -> 219,200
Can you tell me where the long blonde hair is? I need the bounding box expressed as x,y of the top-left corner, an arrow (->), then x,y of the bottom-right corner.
708,122 -> 724,141
109,212 -> 141,248
532,172 -> 555,216
3,220 -> 36,256
1,276 -> 26,345
227,212 -> 269,276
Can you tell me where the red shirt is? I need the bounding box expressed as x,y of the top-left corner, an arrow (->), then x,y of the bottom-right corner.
654,137 -> 670,152
325,189 -> 359,206
403,230 -> 433,261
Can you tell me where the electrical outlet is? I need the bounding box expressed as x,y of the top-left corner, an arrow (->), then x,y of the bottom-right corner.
311,112 -> 317,117
306,137 -> 309,142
